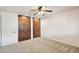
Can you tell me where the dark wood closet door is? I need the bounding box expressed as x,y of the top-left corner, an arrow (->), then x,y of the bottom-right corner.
33,18 -> 41,38
18,15 -> 31,42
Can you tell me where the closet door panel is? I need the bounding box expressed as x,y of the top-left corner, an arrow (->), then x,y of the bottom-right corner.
18,15 -> 31,42
33,18 -> 41,38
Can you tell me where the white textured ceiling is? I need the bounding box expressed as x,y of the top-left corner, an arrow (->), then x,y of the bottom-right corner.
0,6 -> 79,16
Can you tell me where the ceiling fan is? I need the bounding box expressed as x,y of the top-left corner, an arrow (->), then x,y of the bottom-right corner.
31,6 -> 52,16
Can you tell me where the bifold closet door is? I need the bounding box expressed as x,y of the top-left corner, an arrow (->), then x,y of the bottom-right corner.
33,18 -> 41,38
18,15 -> 31,42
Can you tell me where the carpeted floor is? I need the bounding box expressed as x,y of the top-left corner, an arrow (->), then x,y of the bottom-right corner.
0,37 -> 79,53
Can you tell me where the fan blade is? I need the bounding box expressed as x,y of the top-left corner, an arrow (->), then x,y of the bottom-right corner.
38,6 -> 43,10
43,10 -> 52,12
31,10 -> 38,11
33,12 -> 38,15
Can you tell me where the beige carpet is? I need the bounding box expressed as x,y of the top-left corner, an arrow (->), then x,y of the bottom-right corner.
0,37 -> 79,53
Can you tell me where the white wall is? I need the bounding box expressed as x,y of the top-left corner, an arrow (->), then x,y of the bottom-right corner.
0,14 -> 2,47
1,11 -> 18,46
41,7 -> 79,47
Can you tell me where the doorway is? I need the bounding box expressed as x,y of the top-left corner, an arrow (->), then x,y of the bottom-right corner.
18,15 -> 31,42
33,18 -> 41,38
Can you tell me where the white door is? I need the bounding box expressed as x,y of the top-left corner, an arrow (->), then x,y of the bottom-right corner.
2,12 -> 18,46
0,15 -> 2,47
